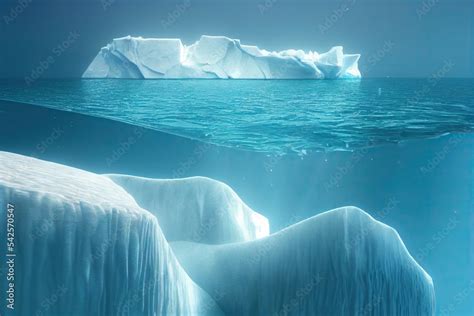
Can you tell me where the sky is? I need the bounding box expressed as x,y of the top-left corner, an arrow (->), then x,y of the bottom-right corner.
0,0 -> 473,78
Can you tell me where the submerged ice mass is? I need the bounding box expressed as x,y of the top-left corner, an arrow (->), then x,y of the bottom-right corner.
83,35 -> 361,79
106,175 -> 269,244
0,151 -> 222,316
172,207 -> 436,315
0,152 -> 434,315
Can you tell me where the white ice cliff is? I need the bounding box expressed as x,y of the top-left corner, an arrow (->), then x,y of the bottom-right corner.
0,151 -> 434,315
0,152 -> 222,316
82,35 -> 361,79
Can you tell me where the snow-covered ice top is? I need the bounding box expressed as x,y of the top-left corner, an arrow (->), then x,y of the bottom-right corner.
107,174 -> 269,244
83,35 -> 361,79
0,151 -> 222,315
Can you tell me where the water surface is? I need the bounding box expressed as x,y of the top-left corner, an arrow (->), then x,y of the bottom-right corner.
0,78 -> 472,153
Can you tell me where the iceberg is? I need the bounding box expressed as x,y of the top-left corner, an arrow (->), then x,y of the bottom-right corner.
171,206 -> 436,315
0,151 -> 222,315
82,35 -> 361,79
0,151 -> 433,315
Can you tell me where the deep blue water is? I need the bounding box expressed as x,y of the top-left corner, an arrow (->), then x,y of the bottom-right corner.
0,78 -> 473,153
0,78 -> 473,315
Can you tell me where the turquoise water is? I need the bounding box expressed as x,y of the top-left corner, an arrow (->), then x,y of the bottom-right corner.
0,78 -> 473,153
0,77 -> 473,314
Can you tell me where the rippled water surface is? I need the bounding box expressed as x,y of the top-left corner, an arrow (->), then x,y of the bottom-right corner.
0,78 -> 473,153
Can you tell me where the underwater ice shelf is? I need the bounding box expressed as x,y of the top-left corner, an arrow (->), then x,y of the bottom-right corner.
0,151 -> 435,315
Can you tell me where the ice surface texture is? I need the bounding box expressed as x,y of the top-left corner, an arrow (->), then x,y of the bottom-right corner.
172,207 -> 436,315
0,151 -> 222,316
83,35 -> 361,79
106,175 -> 269,244
0,151 -> 434,315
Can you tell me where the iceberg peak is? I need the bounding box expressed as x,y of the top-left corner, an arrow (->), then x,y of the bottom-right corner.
83,35 -> 361,79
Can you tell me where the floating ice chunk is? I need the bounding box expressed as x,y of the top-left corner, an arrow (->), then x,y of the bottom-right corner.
0,151 -> 222,316
106,174 -> 270,244
172,206 -> 435,315
341,53 -> 362,78
83,35 -> 361,79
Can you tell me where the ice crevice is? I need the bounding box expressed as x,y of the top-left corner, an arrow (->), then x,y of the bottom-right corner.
0,151 -> 434,315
